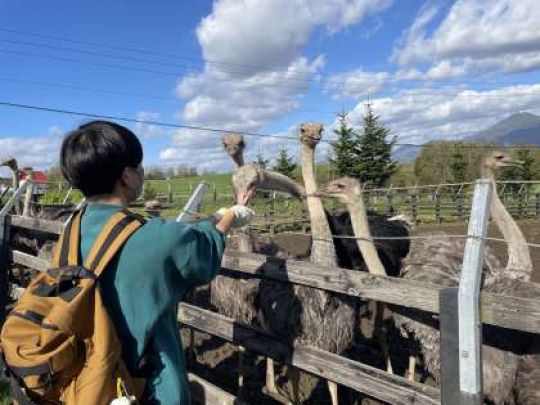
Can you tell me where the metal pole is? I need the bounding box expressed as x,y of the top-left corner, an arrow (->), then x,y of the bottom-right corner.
176,182 -> 209,222
458,179 -> 492,404
0,180 -> 30,217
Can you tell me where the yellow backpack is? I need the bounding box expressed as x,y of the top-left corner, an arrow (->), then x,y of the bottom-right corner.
0,208 -> 146,404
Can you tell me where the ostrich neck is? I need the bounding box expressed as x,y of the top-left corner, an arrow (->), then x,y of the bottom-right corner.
11,170 -> 18,190
232,152 -> 244,168
481,167 -> 532,279
348,199 -> 387,276
301,143 -> 337,266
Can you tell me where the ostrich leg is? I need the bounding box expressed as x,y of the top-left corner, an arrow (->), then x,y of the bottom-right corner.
237,230 -> 251,397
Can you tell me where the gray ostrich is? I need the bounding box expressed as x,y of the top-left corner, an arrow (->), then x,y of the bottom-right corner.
481,152 -> 540,404
316,174 -> 530,405
257,123 -> 357,405
212,134 -> 307,396
480,151 -> 533,281
1,155 -> 21,214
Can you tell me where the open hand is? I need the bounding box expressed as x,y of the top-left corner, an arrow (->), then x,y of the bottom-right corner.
236,187 -> 255,206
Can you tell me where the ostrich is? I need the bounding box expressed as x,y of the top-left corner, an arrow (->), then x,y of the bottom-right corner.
257,123 -> 357,405
480,151 -> 533,281
1,155 -> 21,214
316,176 -> 529,404
212,134 -> 308,396
481,151 -> 540,404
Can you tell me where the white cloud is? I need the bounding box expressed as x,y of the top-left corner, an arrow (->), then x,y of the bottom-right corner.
0,137 -> 61,170
393,0 -> 540,75
160,0 -> 393,171
135,111 -> 167,139
326,69 -> 391,100
47,125 -> 65,137
343,84 -> 540,146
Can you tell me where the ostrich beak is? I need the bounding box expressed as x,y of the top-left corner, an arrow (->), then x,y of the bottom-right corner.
308,191 -> 334,198
501,158 -> 524,167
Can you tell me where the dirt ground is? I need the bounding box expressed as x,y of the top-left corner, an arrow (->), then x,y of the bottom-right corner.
184,219 -> 540,404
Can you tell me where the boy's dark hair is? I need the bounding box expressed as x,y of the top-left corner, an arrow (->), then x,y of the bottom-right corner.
60,121 -> 143,197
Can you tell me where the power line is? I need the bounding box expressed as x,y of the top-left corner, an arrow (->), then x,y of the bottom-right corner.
0,76 -> 343,115
1,26 -> 538,88
1,100 -> 540,150
4,46 -> 540,99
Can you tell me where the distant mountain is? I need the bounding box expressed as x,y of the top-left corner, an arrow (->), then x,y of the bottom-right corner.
467,112 -> 540,145
393,112 -> 540,163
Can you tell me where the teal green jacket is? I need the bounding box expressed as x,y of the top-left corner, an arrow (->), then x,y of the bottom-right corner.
80,204 -> 226,404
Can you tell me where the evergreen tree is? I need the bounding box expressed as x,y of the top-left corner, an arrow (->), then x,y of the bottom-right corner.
252,151 -> 270,169
500,146 -> 536,192
273,147 -> 297,178
355,103 -> 397,187
330,112 -> 360,178
450,143 -> 468,183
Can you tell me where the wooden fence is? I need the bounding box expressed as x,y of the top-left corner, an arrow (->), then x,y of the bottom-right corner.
2,182 -> 540,404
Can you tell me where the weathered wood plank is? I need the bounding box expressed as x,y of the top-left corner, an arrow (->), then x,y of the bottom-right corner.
178,303 -> 441,405
0,216 -> 11,326
9,246 -> 540,334
12,250 -> 49,272
10,215 -> 63,235
222,250 -> 440,312
439,287 -> 460,405
188,373 -> 247,405
13,246 -> 540,333
222,250 -> 540,334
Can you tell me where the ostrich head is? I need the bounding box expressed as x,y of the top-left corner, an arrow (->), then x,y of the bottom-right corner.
483,150 -> 522,171
0,155 -> 18,172
481,150 -> 523,179
222,134 -> 245,159
314,177 -> 362,205
299,123 -> 324,148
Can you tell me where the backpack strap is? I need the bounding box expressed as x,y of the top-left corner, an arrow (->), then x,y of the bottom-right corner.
84,209 -> 146,277
52,208 -> 84,268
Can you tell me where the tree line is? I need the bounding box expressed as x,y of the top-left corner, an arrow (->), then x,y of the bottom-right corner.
258,104 -> 539,189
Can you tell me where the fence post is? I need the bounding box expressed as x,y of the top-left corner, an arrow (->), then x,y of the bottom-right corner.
410,194 -> 418,224
269,193 -> 276,236
440,287 -> 460,405
363,189 -> 371,212
386,190 -> 394,215
457,179 -> 492,404
0,215 -> 11,326
456,191 -> 464,222
167,178 -> 173,203
434,190 -> 442,224
536,193 -> 540,219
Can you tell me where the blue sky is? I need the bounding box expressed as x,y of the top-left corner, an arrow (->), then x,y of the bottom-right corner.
1,0 -> 540,173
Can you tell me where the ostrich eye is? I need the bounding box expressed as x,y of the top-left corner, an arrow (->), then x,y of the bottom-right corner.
300,127 -> 306,133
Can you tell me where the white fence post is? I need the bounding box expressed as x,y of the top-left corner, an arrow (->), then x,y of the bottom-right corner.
458,179 -> 492,404
0,180 -> 30,218
176,182 -> 209,222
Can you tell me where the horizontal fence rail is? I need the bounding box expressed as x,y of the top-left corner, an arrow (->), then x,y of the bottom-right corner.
179,303 -> 440,405
8,212 -> 540,335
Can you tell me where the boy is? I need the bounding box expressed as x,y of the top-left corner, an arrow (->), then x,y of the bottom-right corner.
60,120 -> 253,404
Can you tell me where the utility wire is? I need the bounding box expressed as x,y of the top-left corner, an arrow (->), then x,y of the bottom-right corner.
0,76 -> 343,115
1,101 -> 540,150
0,27 -> 537,87
3,46 -> 540,98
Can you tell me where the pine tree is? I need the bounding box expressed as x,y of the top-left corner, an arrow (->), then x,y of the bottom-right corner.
273,147 -> 297,178
252,151 -> 270,169
450,143 -> 468,183
330,112 -> 359,178
355,103 -> 397,187
500,146 -> 536,192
